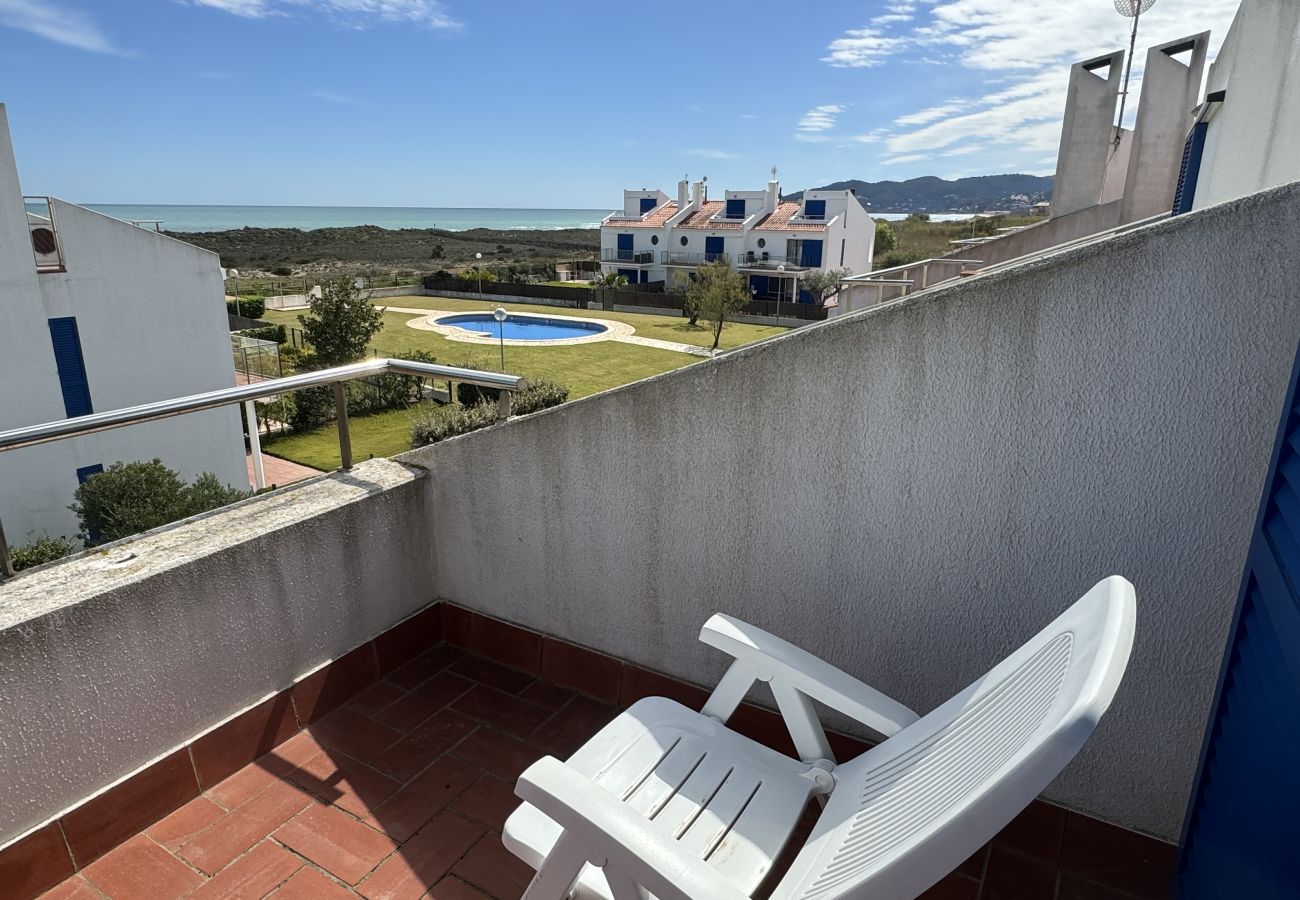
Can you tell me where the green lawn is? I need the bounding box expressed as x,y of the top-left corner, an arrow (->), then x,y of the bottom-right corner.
260,297 -> 788,469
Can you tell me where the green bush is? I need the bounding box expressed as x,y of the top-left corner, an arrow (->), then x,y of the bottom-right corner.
10,535 -> 77,571
874,220 -> 898,254
511,379 -> 569,416
873,249 -> 927,270
288,385 -> 335,431
272,266 -> 292,276
71,460 -> 249,545
411,379 -> 569,447
237,324 -> 287,344
227,297 -> 266,319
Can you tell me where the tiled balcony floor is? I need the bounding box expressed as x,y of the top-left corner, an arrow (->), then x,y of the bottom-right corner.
36,641 -> 1174,900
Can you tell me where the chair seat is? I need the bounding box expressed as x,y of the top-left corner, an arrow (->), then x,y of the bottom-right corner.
503,697 -> 818,900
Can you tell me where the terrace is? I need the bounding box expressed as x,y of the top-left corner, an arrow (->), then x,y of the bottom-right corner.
2,182 -> 1299,899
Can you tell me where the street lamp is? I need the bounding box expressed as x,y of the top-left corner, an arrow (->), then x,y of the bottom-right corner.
228,268 -> 241,319
475,252 -> 484,300
493,306 -> 507,370
775,264 -> 784,327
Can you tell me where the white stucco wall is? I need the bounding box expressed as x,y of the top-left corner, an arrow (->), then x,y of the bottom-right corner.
409,182 -> 1300,841
1193,0 -> 1300,209
0,107 -> 245,543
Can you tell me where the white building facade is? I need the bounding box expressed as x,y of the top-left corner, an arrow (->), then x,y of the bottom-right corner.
0,105 -> 247,546
599,176 -> 873,304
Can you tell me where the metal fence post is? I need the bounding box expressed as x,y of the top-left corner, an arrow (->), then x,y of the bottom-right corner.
333,383 -> 353,470
0,515 -> 14,579
497,389 -> 512,422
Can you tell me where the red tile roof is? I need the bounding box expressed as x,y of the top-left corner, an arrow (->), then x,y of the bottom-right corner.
754,201 -> 830,232
676,201 -> 744,231
606,201 -> 678,228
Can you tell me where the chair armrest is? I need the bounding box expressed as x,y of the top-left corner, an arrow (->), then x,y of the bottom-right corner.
516,757 -> 750,900
700,614 -> 919,739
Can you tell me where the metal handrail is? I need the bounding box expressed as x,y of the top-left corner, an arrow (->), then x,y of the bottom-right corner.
0,358 -> 526,579
848,258 -> 984,281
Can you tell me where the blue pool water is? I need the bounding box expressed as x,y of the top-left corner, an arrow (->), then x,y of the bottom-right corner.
437,313 -> 606,341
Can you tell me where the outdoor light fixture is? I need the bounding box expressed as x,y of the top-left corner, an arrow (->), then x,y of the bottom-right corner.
475,252 -> 484,300
776,264 -> 785,328
228,268 -> 241,318
494,306 -> 508,369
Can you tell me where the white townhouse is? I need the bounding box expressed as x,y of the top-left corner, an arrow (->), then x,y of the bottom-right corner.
0,104 -> 247,545
599,173 -> 873,305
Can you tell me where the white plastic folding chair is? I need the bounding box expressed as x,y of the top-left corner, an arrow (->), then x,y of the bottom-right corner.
503,576 -> 1136,900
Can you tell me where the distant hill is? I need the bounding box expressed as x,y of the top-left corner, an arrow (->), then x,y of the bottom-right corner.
787,174 -> 1053,214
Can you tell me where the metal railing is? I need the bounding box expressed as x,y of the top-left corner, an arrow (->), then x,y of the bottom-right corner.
0,358 -> 526,579
599,248 -> 656,264
734,253 -> 809,270
660,251 -> 730,266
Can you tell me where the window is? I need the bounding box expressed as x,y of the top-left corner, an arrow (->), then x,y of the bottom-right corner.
48,317 -> 93,418
639,197 -> 657,214
725,198 -> 745,219
803,199 -> 826,220
76,464 -> 103,484
680,236 -> 689,246
756,238 -> 766,249
651,235 -> 659,245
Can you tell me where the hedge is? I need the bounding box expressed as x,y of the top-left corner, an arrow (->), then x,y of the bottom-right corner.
227,297 -> 266,318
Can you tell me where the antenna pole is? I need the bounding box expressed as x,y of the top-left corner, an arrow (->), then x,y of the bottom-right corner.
1115,6 -> 1141,148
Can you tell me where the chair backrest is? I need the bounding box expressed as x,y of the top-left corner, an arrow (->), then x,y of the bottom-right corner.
772,576 -> 1136,900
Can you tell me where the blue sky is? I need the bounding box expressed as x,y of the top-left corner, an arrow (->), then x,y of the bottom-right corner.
0,0 -> 1241,208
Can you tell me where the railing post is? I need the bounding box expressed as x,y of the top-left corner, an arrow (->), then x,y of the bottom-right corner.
497,389 -> 512,422
333,383 -> 353,470
0,515 -> 14,580
244,400 -> 266,491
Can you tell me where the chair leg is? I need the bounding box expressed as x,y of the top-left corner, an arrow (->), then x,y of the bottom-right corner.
523,831 -> 588,900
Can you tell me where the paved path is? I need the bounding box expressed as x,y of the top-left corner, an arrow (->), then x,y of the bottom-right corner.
382,306 -> 712,357
247,451 -> 321,489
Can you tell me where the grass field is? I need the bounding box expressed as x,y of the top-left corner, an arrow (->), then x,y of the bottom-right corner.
259,296 -> 789,469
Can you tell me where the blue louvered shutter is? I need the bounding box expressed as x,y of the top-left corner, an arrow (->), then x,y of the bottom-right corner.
803,199 -> 826,220
1171,122 -> 1208,216
1176,341 -> 1300,898
639,197 -> 657,214
48,317 -> 93,418
726,198 -> 745,219
800,240 -> 823,268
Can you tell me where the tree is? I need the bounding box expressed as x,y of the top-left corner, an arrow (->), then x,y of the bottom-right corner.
71,459 -> 248,546
297,276 -> 385,366
684,261 -> 748,351
591,272 -> 628,289
874,220 -> 897,255
10,534 -> 76,571
800,267 -> 852,306
458,267 -> 497,284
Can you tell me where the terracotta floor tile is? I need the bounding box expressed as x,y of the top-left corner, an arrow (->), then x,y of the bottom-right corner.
192,692 -> 300,790
35,875 -> 102,900
451,833 -> 535,899
993,801 -> 1067,864
920,873 -> 981,899
284,751 -> 400,818
528,695 -> 618,759
980,845 -> 1059,900
177,780 -> 313,876
451,728 -> 543,781
449,656 -> 534,694
309,708 -> 404,762
425,877 -> 493,899
265,866 -> 357,900
452,685 -> 552,737
363,755 -> 480,843
1,821 -> 76,899
1059,813 -> 1177,898
274,803 -> 397,885
371,709 -> 478,783
291,644 -> 379,726
189,840 -> 304,900
388,645 -> 462,690
347,681 -> 408,718
449,774 -> 521,832
356,812 -> 484,900
374,671 -> 474,733
541,638 -> 622,704
206,762 -> 284,811
146,796 -> 226,850
262,731 -> 332,776
517,680 -> 574,711
82,834 -> 204,900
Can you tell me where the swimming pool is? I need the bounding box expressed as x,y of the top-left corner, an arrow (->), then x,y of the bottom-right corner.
435,313 -> 608,341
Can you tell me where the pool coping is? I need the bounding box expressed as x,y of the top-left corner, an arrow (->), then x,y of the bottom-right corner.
404,308 -> 637,347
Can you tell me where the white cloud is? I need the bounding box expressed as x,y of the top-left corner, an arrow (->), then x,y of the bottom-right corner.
0,0 -> 120,53
942,145 -> 983,156
894,101 -> 967,127
882,154 -> 931,166
872,13 -> 913,25
685,148 -> 738,160
822,27 -> 903,68
309,90 -> 367,106
851,128 -> 890,144
191,0 -> 462,29
740,113 -> 758,119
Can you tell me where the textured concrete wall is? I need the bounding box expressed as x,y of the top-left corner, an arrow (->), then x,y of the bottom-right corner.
1051,51 -> 1124,217
0,460 -> 435,847
941,200 -> 1124,269
405,183 -> 1300,840
1121,34 -> 1209,223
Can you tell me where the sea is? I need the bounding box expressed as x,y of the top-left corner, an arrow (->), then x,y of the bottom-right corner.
65,204 -> 975,233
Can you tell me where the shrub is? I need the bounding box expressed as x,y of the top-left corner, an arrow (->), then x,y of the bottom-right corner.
511,379 -> 569,416
288,385 -> 335,431
412,379 -> 569,447
10,535 -> 77,571
227,297 -> 266,319
272,266 -> 292,276
874,220 -> 898,254
873,249 -> 927,270
237,324 -> 287,344
71,460 -> 248,545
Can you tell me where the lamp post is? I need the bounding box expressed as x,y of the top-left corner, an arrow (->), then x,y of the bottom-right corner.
475,252 -> 483,300
493,306 -> 507,370
775,264 -> 784,327
229,268 -> 241,319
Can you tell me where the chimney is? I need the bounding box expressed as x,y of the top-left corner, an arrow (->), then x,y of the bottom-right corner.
766,177 -> 780,214
677,179 -> 689,208
692,179 -> 704,207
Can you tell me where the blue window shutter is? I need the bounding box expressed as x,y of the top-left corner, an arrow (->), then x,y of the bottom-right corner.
726,198 -> 745,219
804,199 -> 826,219
705,236 -> 725,261
1172,122 -> 1208,216
48,317 -> 93,418
76,464 -> 103,483
616,268 -> 637,281
639,197 -> 657,214
616,233 -> 633,261
800,240 -> 823,268
1176,340 -> 1300,898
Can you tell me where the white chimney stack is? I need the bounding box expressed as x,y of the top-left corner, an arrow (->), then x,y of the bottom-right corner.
677,178 -> 689,208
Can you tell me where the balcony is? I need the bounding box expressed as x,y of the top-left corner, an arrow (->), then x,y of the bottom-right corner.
599,248 -> 656,265
2,183 -> 1299,900
734,252 -> 810,271
660,251 -> 730,266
